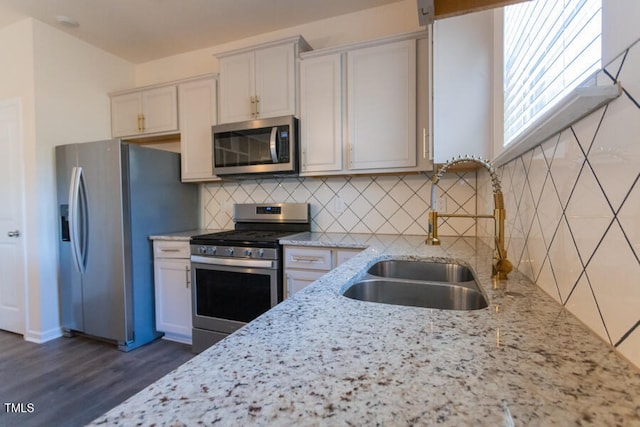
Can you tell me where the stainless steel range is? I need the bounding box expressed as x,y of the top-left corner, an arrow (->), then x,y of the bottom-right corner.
190,203 -> 310,353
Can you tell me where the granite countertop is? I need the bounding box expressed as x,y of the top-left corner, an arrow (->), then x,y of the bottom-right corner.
91,233 -> 640,426
149,229 -> 228,241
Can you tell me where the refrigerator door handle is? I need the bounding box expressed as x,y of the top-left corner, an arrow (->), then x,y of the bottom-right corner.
68,166 -> 87,274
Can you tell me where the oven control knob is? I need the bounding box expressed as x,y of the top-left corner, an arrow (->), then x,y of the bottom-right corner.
257,249 -> 265,258
206,247 -> 217,255
199,246 -> 207,254
226,248 -> 234,256
244,249 -> 253,257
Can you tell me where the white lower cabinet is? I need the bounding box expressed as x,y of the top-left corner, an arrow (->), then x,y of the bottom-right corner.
153,240 -> 192,344
284,246 -> 363,298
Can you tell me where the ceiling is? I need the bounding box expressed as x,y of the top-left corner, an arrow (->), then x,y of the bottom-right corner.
0,0 -> 407,63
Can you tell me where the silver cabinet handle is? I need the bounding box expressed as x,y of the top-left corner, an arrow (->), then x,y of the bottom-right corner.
7,230 -> 20,237
291,256 -> 323,263
185,265 -> 191,289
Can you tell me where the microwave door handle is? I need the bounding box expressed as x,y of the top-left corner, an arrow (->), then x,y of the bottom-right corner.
269,127 -> 278,163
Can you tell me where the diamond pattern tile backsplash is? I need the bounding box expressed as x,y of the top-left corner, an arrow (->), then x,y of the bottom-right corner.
202,172 -> 478,236
478,39 -> 640,369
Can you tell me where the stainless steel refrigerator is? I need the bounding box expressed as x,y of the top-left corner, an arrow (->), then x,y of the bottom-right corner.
56,140 -> 199,351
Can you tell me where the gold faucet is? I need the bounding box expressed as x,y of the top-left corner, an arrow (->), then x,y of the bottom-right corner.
426,155 -> 512,280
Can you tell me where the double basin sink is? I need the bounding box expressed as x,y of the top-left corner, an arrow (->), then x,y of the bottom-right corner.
342,259 -> 488,311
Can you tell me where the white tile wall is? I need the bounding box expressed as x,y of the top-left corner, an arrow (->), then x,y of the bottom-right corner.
202,172 -> 478,236
481,39 -> 640,369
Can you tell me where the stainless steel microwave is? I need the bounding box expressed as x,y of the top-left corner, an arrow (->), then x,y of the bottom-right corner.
212,115 -> 298,177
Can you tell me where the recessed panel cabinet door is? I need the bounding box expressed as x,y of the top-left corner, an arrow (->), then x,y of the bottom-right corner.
255,44 -> 296,119
141,86 -> 178,135
347,39 -> 417,170
219,52 -> 256,124
154,257 -> 192,343
299,53 -> 343,174
179,77 -> 219,182
111,93 -> 142,137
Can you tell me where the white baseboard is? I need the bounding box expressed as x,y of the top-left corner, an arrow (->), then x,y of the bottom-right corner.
161,333 -> 192,345
24,327 -> 63,344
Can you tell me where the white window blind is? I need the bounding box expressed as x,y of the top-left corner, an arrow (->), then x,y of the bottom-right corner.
503,0 -> 602,145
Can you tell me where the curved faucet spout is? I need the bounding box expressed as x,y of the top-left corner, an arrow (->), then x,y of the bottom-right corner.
426,155 -> 512,280
431,155 -> 501,193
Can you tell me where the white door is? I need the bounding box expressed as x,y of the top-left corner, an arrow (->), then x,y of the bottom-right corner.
0,99 -> 25,334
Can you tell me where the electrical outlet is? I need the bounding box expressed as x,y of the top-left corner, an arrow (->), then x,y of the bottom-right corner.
436,196 -> 447,213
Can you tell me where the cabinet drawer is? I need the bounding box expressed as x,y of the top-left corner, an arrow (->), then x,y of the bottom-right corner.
153,240 -> 190,259
284,247 -> 333,271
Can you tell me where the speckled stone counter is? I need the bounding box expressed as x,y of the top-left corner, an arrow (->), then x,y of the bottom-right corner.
149,229 -> 228,241
90,234 -> 640,426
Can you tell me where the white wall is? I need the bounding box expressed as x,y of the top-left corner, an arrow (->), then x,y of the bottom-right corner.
0,18 -> 134,342
602,0 -> 640,64
135,0 -> 420,85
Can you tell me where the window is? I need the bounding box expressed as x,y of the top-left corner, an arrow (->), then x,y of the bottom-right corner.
503,0 -> 602,145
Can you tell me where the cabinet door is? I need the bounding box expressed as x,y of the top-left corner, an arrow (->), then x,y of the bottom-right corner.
433,11 -> 492,162
255,43 -> 296,119
154,258 -> 192,343
141,85 -> 178,134
219,52 -> 255,123
335,249 -> 362,266
111,92 -> 142,137
347,39 -> 417,170
179,77 -> 220,182
299,53 -> 343,175
286,269 -> 326,298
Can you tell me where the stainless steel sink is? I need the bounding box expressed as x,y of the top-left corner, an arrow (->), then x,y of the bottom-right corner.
342,279 -> 488,310
366,260 -> 474,283
342,259 -> 488,311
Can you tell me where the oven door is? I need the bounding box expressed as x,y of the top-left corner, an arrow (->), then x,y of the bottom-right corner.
191,256 -> 280,334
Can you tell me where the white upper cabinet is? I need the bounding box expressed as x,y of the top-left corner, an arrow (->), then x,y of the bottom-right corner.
218,52 -> 256,124
347,39 -> 417,170
299,32 -> 431,176
111,85 -> 178,138
433,10 -> 493,162
218,36 -> 310,124
299,53 -> 344,173
178,76 -> 219,182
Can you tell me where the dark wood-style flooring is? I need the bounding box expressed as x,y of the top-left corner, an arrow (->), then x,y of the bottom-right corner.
0,331 -> 194,427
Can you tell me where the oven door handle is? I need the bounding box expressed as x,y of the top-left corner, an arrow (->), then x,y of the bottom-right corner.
191,255 -> 275,269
